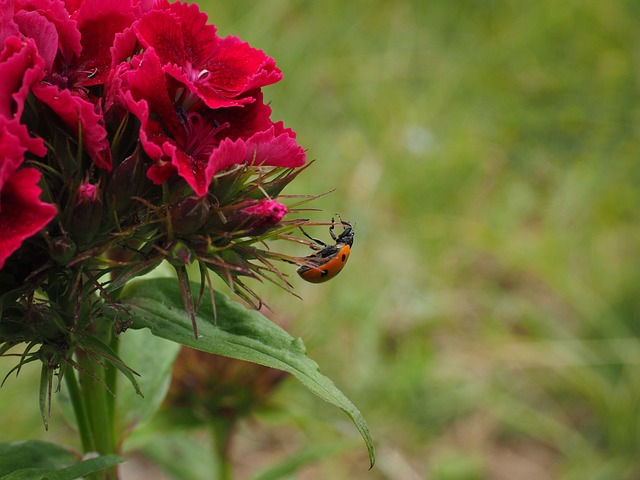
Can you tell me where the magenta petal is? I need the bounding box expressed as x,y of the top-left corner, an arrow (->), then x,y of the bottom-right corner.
163,62 -> 254,110
210,91 -> 274,141
73,0 -> 136,86
0,116 -> 54,268
0,36 -> 45,119
134,4 -> 216,68
244,124 -> 306,168
32,83 -> 112,170
15,0 -> 82,63
0,1 -> 20,46
122,49 -> 179,134
201,137 -> 247,190
207,36 -> 282,93
0,167 -> 56,269
13,10 -> 58,71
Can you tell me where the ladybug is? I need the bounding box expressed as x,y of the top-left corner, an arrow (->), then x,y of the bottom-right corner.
297,216 -> 354,283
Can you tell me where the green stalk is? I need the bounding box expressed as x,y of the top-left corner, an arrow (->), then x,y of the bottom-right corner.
63,366 -> 96,454
104,328 -> 118,442
77,317 -> 118,480
211,418 -> 235,480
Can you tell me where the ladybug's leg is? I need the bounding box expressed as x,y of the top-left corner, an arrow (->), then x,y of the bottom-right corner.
299,226 -> 327,250
330,214 -> 350,242
329,217 -> 338,242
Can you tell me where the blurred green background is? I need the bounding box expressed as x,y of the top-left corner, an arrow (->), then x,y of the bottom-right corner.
2,0 -> 640,478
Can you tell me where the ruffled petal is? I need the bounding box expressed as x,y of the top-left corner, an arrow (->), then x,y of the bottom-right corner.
32,83 -> 112,169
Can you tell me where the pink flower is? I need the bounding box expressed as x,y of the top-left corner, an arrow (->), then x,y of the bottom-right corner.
0,117 -> 56,269
65,181 -> 103,246
240,199 -> 288,228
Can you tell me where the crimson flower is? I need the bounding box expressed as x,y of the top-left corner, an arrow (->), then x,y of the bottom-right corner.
110,1 -> 305,196
1,0 -> 312,334
0,35 -> 55,268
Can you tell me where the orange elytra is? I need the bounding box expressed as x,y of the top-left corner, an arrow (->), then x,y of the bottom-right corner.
297,216 -> 354,283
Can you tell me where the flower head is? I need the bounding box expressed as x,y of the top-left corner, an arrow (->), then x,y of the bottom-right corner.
0,0 -> 314,352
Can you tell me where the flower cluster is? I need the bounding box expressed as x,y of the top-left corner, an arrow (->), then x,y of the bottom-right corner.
0,0 -> 309,361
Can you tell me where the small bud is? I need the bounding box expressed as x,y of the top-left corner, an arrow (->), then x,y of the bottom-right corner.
170,195 -> 210,235
25,304 -> 65,343
49,236 -> 77,264
168,241 -> 194,266
106,151 -> 147,213
236,199 -> 287,235
67,182 -> 103,246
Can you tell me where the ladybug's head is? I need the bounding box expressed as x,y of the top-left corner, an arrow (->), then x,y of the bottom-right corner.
336,219 -> 354,246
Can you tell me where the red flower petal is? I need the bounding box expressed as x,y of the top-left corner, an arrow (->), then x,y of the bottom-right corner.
134,2 -> 217,68
244,123 -> 306,168
32,83 -> 112,169
13,10 -> 58,71
202,35 -> 282,95
73,0 -> 136,86
0,36 -> 45,119
210,91 -> 274,141
0,167 -> 56,269
0,1 -> 20,45
0,117 -> 55,269
14,0 -> 82,66
121,48 -> 180,136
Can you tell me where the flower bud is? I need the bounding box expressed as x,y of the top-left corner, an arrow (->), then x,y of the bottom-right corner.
49,236 -> 77,264
234,199 -> 287,235
66,182 -> 103,246
170,195 -> 210,235
164,346 -> 287,422
24,304 -> 66,343
168,241 -> 194,266
106,151 -> 147,213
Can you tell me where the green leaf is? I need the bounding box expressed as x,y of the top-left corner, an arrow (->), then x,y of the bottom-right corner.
0,287 -> 21,317
117,328 -> 181,431
79,334 -> 142,397
119,277 -> 375,467
0,440 -> 123,479
38,363 -> 53,430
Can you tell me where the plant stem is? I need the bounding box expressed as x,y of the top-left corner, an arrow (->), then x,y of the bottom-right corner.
76,317 -> 119,480
211,418 -> 235,480
105,328 -> 118,441
63,366 -> 96,454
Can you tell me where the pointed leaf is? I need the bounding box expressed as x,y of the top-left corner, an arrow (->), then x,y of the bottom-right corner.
80,333 -> 143,396
38,363 -> 53,430
0,440 -> 123,479
119,278 -> 375,467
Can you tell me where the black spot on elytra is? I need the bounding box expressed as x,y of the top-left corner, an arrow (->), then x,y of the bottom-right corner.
321,269 -> 329,277
341,254 -> 346,262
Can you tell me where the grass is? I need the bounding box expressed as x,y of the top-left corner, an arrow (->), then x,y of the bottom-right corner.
2,1 -> 640,479
208,1 -> 640,478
